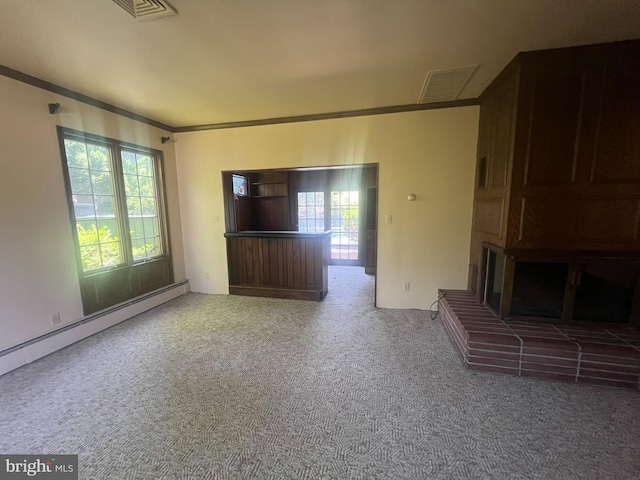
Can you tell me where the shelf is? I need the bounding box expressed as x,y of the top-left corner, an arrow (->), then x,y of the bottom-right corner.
252,182 -> 288,197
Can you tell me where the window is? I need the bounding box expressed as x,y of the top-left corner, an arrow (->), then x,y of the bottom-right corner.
59,127 -> 172,314
330,190 -> 359,261
297,191 -> 325,232
122,150 -> 163,262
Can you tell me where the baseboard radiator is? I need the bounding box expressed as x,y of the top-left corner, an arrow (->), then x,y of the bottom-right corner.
0,280 -> 189,376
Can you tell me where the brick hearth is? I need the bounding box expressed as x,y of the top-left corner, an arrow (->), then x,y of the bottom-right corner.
438,289 -> 640,390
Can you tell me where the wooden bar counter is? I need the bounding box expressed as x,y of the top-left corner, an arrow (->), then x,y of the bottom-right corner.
224,231 -> 330,301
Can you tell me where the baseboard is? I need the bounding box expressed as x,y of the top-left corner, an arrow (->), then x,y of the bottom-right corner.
229,284 -> 325,301
0,280 -> 190,377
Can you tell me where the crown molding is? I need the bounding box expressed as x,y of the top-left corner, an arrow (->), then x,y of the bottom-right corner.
174,98 -> 480,132
1,63 -> 479,133
0,64 -> 175,132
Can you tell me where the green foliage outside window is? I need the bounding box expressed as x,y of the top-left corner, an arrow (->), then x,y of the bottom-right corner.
77,224 -> 121,271
77,223 -> 158,271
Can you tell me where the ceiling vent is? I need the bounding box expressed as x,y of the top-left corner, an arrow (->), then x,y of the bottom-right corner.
112,0 -> 177,21
418,65 -> 479,103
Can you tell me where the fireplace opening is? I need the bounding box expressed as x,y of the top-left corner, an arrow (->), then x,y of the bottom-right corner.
480,243 -> 640,325
511,262 -> 568,318
573,262 -> 638,323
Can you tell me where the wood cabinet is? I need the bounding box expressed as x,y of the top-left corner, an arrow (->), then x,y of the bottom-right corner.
507,41 -> 640,253
225,231 -> 330,301
468,63 -> 517,287
469,39 -> 640,325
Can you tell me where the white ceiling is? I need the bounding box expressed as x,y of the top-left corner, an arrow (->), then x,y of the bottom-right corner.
0,0 -> 639,129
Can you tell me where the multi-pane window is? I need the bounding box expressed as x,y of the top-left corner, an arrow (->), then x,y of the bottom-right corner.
330,191 -> 359,260
122,151 -> 162,262
297,192 -> 325,232
65,139 -> 123,271
60,129 -> 166,274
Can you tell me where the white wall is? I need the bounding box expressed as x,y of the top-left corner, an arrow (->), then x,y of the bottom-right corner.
174,107 -> 479,309
0,75 -> 187,353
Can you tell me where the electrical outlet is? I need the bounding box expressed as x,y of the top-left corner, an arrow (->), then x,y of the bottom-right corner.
205,272 -> 210,279
402,283 -> 410,291
49,312 -> 61,326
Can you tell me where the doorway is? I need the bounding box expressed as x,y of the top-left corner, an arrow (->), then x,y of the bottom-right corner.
330,190 -> 360,264
223,164 -> 378,303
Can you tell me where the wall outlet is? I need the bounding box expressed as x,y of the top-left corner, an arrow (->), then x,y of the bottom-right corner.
49,312 -> 61,326
205,272 -> 210,279
402,283 -> 410,291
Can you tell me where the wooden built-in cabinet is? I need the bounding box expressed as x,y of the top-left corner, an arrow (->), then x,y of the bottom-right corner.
225,231 -> 330,301
470,39 -> 640,325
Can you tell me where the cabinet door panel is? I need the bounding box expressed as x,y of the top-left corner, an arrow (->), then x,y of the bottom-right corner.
591,56 -> 640,184
519,197 -> 640,248
524,67 -> 585,186
490,79 -> 515,188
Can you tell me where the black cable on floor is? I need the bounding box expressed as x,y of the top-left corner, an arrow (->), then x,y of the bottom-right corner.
429,292 -> 446,320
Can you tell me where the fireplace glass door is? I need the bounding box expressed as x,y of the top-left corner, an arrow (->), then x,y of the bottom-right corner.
485,249 -> 505,313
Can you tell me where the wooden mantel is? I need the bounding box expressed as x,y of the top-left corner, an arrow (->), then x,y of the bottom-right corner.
224,230 -> 330,301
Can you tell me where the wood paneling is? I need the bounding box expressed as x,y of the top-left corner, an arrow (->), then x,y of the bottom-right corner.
474,199 -> 504,237
519,198 -> 640,246
489,75 -> 516,188
222,173 -> 237,233
523,67 -> 585,186
479,40 -> 640,257
255,197 -> 290,231
136,258 -> 172,293
468,64 -> 516,293
235,197 -> 253,232
590,53 -> 640,184
226,232 -> 329,301
469,39 -> 640,325
80,257 -> 172,315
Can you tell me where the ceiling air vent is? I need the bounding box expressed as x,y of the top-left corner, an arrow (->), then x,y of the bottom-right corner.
418,65 -> 479,103
112,0 -> 177,21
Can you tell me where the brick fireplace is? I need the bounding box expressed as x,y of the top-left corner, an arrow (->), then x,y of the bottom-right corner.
439,290 -> 640,390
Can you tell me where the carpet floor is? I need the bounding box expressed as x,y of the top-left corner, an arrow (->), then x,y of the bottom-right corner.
0,266 -> 639,479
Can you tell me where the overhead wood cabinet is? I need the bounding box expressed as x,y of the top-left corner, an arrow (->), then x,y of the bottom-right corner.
469,40 -> 640,325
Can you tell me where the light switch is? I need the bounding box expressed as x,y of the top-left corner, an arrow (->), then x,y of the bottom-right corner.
385,214 -> 392,224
